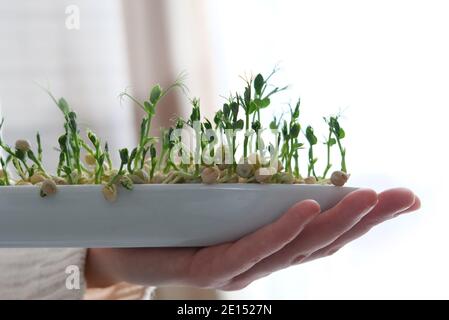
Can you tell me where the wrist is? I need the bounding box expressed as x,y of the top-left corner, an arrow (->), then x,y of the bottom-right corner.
85,248 -> 120,288
85,247 -> 197,289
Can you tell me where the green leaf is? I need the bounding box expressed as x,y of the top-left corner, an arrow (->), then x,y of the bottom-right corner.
119,148 -> 129,164
252,120 -> 261,131
230,102 -> 239,118
58,98 -> 70,116
291,142 -> 304,150
292,99 -> 300,119
290,123 -> 301,138
203,119 -> 212,130
338,128 -> 345,139
306,126 -> 318,145
248,101 -> 258,114
234,119 -> 244,130
223,103 -> 230,118
87,131 -> 98,147
214,110 -> 223,126
254,98 -> 270,108
63,166 -> 72,175
149,84 -> 162,105
329,138 -> 336,146
244,87 -> 251,106
330,117 -> 341,132
254,74 -> 264,95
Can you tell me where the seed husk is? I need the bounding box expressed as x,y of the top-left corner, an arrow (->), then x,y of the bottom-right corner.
238,177 -> 248,183
30,173 -> 46,185
304,176 -> 317,184
129,174 -> 145,184
219,173 -> 238,183
52,176 -> 68,185
136,169 -> 149,182
279,172 -> 295,184
84,154 -> 96,166
255,167 -> 276,184
162,171 -> 177,184
129,169 -> 149,184
120,175 -> 134,190
330,171 -> 350,186
201,166 -> 220,184
217,163 -> 230,171
102,184 -> 117,202
78,175 -> 91,185
16,180 -> 32,186
151,172 -> 165,184
15,139 -> 31,152
69,171 -> 81,184
227,174 -> 239,183
40,179 -> 58,197
236,163 -> 255,178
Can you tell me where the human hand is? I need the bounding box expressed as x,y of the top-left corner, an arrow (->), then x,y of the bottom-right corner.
85,188 -> 420,291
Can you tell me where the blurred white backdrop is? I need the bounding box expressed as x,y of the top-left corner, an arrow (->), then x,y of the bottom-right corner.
0,0 -> 447,299
204,0 -> 448,299
0,0 -> 135,168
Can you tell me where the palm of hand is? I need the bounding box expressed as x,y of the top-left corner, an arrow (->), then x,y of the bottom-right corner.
86,188 -> 420,291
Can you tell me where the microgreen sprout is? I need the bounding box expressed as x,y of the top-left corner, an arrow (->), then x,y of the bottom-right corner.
322,117 -> 336,179
119,74 -> 187,172
328,116 -> 347,173
305,125 -> 318,179
0,70 -> 351,201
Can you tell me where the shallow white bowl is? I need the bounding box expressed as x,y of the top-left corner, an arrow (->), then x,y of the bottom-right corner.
0,184 -> 357,247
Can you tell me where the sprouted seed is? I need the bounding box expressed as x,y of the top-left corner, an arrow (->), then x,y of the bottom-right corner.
30,173 -> 46,185
102,184 -> 117,203
15,139 -> 31,153
330,170 -> 350,187
304,176 -> 317,185
0,70 -> 351,202
255,167 -> 276,184
201,166 -> 220,184
40,179 -> 57,197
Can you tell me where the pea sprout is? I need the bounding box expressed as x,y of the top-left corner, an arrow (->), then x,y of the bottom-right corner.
0,70 -> 351,202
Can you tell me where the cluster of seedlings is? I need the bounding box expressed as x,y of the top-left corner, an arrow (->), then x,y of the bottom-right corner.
0,70 -> 350,202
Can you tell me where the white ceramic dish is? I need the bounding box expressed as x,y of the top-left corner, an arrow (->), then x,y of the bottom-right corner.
0,184 -> 357,247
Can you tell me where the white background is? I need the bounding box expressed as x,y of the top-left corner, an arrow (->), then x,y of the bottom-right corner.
205,0 -> 448,299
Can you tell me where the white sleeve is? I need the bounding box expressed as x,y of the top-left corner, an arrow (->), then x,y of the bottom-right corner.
0,248 -> 87,299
